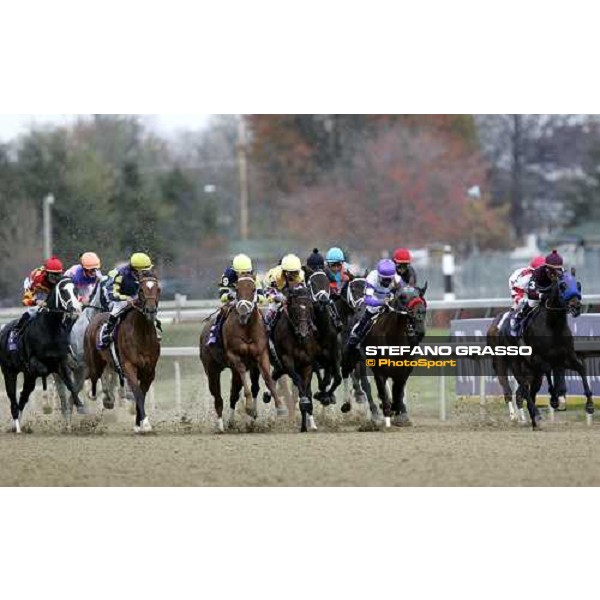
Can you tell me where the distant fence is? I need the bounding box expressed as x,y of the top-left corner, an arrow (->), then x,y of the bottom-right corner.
3,295 -> 600,326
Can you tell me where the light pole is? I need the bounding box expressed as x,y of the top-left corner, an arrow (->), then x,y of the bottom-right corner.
43,194 -> 55,259
467,185 -> 482,255
237,116 -> 250,242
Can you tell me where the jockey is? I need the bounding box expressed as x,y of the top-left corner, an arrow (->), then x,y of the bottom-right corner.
509,256 -> 545,310
99,252 -> 161,348
346,259 -> 402,352
325,247 -> 353,295
306,248 -> 326,272
64,252 -> 103,304
393,248 -> 418,286
263,254 -> 305,328
264,254 -> 305,300
306,248 -> 343,330
12,257 -> 65,337
207,254 -> 263,346
510,251 -> 564,337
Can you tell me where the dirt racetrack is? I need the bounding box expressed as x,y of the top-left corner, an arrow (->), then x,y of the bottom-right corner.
2,405 -> 600,486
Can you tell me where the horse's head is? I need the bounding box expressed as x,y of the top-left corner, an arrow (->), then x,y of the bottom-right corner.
235,277 -> 257,325
137,273 -> 161,322
345,278 -> 367,311
396,283 -> 427,321
307,271 -> 330,306
556,272 -> 582,317
286,286 -> 313,342
50,278 -> 82,320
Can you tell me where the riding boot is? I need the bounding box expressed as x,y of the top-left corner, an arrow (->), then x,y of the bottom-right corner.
207,313 -> 223,346
512,304 -> 531,338
347,311 -> 374,352
101,314 -> 119,348
155,319 -> 163,342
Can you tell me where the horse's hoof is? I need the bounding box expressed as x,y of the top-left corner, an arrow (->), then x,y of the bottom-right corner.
263,392 -> 272,404
371,413 -> 384,425
585,401 -> 595,416
307,416 -> 318,431
134,426 -> 141,434
329,393 -> 337,405
12,420 -> 21,435
299,397 -> 311,409
392,414 -> 413,428
341,402 -> 351,414
76,405 -> 89,416
141,418 -> 152,433
276,407 -> 289,418
384,417 -> 391,429
354,392 -> 367,405
216,418 -> 225,433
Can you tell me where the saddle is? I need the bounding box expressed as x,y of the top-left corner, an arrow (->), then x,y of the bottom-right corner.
500,306 -> 537,340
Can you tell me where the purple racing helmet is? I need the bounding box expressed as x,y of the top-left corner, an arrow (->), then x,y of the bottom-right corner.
377,259 -> 396,278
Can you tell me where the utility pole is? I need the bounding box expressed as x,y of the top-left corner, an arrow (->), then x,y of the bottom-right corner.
238,116 -> 250,242
43,194 -> 55,259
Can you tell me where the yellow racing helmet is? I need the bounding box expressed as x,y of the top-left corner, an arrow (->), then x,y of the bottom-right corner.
233,254 -> 253,274
281,254 -> 302,273
130,252 -> 153,271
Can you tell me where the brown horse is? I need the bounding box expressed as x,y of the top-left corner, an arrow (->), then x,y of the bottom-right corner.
84,274 -> 161,433
200,277 -> 288,432
269,286 -> 320,433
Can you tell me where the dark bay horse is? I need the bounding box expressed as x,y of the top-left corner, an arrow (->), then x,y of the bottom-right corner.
84,274 -> 161,433
270,286 -> 320,433
0,278 -> 83,433
488,272 -> 591,429
343,290 -> 420,428
200,277 -> 288,432
335,278 -> 380,421
305,268 -> 343,406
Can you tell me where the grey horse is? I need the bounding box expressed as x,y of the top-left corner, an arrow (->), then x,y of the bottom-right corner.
54,280 -> 121,420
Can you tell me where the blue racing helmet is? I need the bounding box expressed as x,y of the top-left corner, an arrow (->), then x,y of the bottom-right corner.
326,247 -> 345,263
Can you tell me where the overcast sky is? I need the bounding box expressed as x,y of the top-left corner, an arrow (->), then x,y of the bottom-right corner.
0,114 -> 213,142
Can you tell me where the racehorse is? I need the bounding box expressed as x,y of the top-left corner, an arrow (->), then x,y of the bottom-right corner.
342,287 -> 423,428
270,286 -> 320,433
200,277 -> 288,432
335,278 -> 380,421
305,268 -> 343,406
54,279 -> 114,420
84,273 -> 161,433
0,278 -> 83,433
488,272 -> 592,429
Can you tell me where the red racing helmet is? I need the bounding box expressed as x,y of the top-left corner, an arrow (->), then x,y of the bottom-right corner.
393,248 -> 412,264
44,257 -> 64,273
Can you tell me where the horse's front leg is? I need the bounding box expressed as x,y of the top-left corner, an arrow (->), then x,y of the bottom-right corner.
565,353 -> 594,419
228,354 -> 256,421
373,373 -> 392,428
17,373 -> 37,425
123,363 -> 150,433
391,375 -> 412,427
281,356 -> 311,433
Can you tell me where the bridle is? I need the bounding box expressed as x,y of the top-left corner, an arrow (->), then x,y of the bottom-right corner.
41,279 -> 81,322
346,278 -> 366,310
234,277 -> 258,324
308,271 -> 330,304
285,288 -> 314,340
136,275 -> 160,321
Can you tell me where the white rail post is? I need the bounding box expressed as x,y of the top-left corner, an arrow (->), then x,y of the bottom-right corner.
440,368 -> 447,422
174,361 -> 182,414
442,245 -> 456,302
